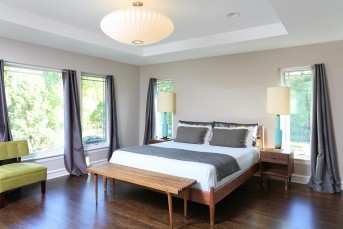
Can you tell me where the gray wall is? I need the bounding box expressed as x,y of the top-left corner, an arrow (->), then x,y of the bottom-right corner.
0,37 -> 140,178
140,40 -> 343,184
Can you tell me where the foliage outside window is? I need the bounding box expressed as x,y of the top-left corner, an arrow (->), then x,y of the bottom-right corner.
4,64 -> 64,155
280,67 -> 313,160
156,80 -> 173,138
81,74 -> 107,150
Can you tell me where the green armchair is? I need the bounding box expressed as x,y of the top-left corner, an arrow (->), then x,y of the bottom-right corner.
0,140 -> 47,208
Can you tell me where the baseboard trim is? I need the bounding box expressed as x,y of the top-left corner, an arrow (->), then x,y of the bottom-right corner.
47,168 -> 69,180
291,174 -> 309,184
47,159 -> 108,180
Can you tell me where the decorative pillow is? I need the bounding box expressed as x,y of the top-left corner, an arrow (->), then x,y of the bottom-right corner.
214,122 -> 258,147
178,120 -> 215,144
174,126 -> 209,144
209,128 -> 248,148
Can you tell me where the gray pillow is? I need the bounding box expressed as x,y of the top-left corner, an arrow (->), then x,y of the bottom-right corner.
209,128 -> 248,148
174,126 -> 208,144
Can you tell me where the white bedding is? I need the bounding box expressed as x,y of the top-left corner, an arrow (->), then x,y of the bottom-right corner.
109,141 -> 259,192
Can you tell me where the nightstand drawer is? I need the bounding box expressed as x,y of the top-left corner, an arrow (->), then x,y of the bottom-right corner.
260,152 -> 289,164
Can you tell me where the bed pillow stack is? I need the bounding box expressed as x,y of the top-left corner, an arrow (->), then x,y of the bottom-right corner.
174,120 -> 258,147
175,120 -> 214,144
213,122 -> 258,147
174,126 -> 209,144
209,128 -> 248,148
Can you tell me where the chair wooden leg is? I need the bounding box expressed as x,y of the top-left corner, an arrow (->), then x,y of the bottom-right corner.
41,180 -> 46,195
0,192 -> 4,208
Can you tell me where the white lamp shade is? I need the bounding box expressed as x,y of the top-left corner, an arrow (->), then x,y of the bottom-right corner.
100,6 -> 174,45
267,86 -> 290,115
157,92 -> 175,112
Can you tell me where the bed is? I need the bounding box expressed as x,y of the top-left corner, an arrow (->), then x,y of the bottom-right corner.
109,121 -> 264,225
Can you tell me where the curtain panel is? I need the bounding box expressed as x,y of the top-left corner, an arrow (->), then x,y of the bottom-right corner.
143,78 -> 157,145
307,64 -> 341,193
106,75 -> 120,161
62,70 -> 88,176
0,59 -> 12,143
0,59 -> 14,165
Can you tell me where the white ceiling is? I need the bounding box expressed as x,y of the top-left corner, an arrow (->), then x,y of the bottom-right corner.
0,0 -> 342,66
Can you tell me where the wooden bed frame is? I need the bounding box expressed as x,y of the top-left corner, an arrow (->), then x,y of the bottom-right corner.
174,126 -> 264,225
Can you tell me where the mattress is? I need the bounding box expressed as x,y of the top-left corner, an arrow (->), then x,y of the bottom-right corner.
109,141 -> 259,192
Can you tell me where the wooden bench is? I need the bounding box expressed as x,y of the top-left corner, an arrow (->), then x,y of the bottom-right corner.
0,140 -> 47,208
88,163 -> 196,228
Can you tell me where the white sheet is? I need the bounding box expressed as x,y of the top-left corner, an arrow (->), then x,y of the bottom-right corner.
109,141 -> 259,192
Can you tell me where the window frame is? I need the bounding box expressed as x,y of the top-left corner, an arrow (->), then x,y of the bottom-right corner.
155,79 -> 174,138
279,66 -> 313,161
80,72 -> 109,151
3,62 -> 64,158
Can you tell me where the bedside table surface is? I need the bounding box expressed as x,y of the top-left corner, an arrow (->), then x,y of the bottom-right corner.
148,138 -> 172,144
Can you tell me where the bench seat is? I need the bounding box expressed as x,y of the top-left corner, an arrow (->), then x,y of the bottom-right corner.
0,163 -> 47,193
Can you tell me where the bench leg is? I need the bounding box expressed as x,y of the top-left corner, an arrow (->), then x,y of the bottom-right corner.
184,189 -> 189,221
103,176 -> 107,191
0,192 -> 4,208
167,193 -> 173,228
112,178 -> 115,198
41,181 -> 46,195
94,174 -> 98,205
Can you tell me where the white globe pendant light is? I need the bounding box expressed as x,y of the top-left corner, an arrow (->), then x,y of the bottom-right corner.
101,1 -> 174,45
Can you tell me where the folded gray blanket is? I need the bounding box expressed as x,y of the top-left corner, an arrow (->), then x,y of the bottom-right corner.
120,145 -> 241,181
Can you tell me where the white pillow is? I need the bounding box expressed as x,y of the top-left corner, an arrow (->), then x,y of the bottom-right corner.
178,123 -> 213,144
214,126 -> 257,147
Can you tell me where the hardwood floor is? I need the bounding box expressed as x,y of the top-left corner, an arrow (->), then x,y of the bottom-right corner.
0,175 -> 342,229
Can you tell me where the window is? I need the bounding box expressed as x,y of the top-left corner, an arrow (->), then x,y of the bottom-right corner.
155,79 -> 173,138
81,73 -> 108,150
280,67 -> 313,160
4,63 -> 64,155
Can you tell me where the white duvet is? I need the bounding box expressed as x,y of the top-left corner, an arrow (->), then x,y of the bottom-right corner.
109,141 -> 259,192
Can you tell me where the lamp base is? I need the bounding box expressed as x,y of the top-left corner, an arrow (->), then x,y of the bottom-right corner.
162,112 -> 168,139
274,114 -> 282,149
274,129 -> 282,149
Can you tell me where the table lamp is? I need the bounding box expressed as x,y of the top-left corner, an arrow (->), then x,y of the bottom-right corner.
157,91 -> 175,139
267,86 -> 290,149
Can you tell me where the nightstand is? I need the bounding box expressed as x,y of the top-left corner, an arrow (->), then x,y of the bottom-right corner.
148,138 -> 172,144
260,148 -> 294,190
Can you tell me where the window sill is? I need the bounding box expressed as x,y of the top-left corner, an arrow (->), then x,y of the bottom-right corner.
84,147 -> 108,155
22,150 -> 63,162
294,158 -> 310,165
22,146 -> 108,162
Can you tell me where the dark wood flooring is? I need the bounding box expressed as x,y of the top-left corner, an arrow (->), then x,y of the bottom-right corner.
0,175 -> 342,229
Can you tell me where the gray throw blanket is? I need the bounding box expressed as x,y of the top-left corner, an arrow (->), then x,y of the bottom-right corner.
120,145 -> 241,181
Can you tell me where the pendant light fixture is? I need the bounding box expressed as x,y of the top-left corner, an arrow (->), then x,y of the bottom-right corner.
100,1 -> 174,45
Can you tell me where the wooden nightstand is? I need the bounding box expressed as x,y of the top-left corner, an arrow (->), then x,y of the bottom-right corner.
148,138 -> 172,144
260,148 -> 294,190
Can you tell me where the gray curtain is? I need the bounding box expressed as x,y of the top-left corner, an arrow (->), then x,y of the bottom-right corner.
307,64 -> 341,193
63,70 -> 88,176
0,59 -> 14,165
0,60 -> 12,142
106,75 -> 120,161
143,78 -> 157,145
